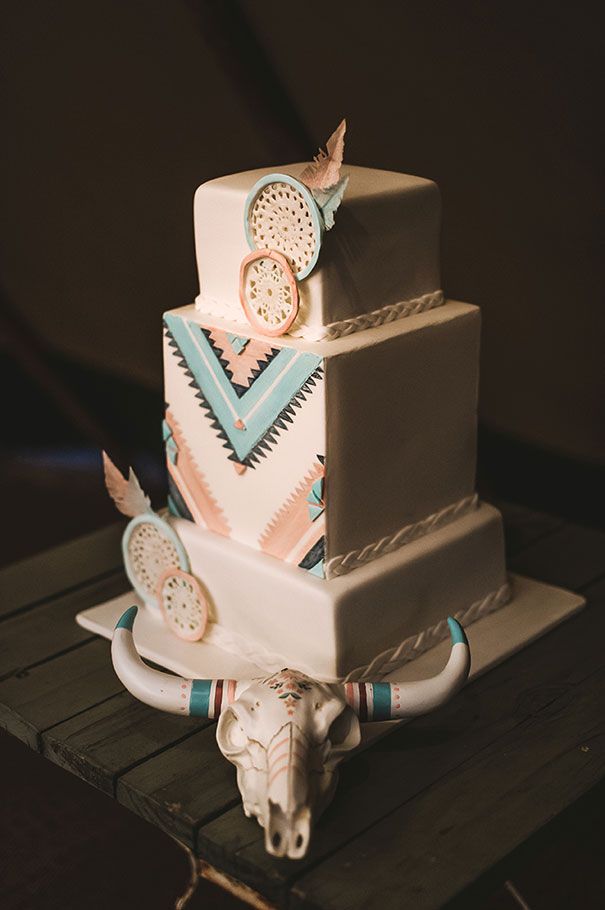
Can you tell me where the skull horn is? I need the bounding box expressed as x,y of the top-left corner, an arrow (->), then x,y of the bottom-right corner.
111,606 -> 246,717
343,617 -> 471,721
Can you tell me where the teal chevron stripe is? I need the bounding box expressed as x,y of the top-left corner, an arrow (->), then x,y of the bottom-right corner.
370,683 -> 392,720
165,313 -> 323,462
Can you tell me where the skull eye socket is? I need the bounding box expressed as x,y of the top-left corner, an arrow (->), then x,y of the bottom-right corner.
272,832 -> 281,849
326,708 -> 361,756
295,834 -> 304,849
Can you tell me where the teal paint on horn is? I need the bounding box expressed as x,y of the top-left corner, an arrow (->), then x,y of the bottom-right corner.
115,605 -> 138,632
447,617 -> 468,646
371,683 -> 392,721
189,679 -> 212,717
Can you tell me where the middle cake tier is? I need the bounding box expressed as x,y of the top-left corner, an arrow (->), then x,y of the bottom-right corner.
163,300 -> 480,580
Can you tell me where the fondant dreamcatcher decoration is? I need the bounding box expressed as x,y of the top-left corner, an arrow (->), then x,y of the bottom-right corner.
158,568 -> 208,641
103,453 -> 206,642
240,119 -> 349,336
239,248 -> 300,337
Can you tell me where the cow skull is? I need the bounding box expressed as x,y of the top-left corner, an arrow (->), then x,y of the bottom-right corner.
111,607 -> 470,859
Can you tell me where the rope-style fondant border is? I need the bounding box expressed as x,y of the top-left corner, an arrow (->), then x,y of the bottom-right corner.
326,494 -> 479,579
343,579 -> 512,682
295,289 -> 445,341
195,289 -> 445,343
201,578 -> 511,684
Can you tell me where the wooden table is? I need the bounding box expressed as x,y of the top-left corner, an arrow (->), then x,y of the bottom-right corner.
1,503 -> 605,909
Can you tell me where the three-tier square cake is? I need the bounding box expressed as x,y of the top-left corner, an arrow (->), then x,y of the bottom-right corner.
79,121 -> 585,689
157,136 -> 510,680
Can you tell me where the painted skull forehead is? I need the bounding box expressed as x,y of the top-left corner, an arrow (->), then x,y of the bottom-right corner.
227,670 -> 347,744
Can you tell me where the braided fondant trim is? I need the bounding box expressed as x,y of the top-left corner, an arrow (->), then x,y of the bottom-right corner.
343,580 -> 512,683
195,289 -> 445,343
201,578 -> 511,683
297,289 -> 445,341
326,494 -> 479,579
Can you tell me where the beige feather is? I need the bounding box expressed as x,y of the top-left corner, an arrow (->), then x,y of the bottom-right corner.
102,451 -> 151,518
300,119 -> 346,190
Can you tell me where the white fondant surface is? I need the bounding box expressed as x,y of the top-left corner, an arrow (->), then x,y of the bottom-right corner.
324,300 -> 480,560
77,575 -> 585,747
194,164 -> 441,335
164,326 -> 326,551
80,503 -> 507,680
164,301 -> 480,574
176,503 -> 509,679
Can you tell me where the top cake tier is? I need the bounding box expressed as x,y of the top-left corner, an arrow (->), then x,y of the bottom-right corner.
194,164 -> 442,341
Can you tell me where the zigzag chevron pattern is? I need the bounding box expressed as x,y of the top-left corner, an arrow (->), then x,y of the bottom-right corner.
203,329 -> 280,398
167,474 -> 194,522
164,409 -> 231,537
259,460 -> 326,577
164,313 -> 324,472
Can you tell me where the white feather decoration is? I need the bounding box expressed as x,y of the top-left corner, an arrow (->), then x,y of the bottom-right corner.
102,451 -> 151,518
300,119 -> 347,190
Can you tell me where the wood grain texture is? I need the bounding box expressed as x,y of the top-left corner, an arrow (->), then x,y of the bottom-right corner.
195,573 -> 605,905
0,638 -> 122,748
497,501 -> 565,557
42,691 -> 210,796
1,509 -> 603,910
0,522 -> 123,619
508,522 -> 605,591
116,723 -> 240,848
0,573 -> 128,681
290,663 -> 605,910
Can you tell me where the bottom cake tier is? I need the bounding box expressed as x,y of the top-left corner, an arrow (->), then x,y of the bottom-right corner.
169,501 -> 510,681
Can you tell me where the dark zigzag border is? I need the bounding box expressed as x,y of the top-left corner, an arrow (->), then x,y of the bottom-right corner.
298,536 -> 325,573
164,322 -> 324,471
201,327 -> 281,400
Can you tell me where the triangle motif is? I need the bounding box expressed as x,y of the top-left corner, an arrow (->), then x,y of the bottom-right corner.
164,314 -> 323,471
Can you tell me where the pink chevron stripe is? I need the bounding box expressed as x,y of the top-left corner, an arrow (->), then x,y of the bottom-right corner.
207,329 -> 276,389
259,462 -> 325,563
165,409 -> 231,538
268,762 -> 306,788
268,734 -> 291,757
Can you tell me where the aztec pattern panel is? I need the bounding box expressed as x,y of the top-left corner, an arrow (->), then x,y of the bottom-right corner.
163,311 -> 326,577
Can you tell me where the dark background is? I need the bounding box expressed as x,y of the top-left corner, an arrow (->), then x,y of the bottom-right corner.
0,1 -> 603,907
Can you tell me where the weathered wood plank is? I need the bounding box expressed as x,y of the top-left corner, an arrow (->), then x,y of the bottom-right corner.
0,514 -> 601,909
508,522 -> 605,591
42,691 -> 210,796
116,724 -> 240,848
0,639 -> 122,748
496,500 -> 565,557
194,573 -> 605,904
0,573 -> 128,680
289,664 -> 605,910
444,775 -> 605,910
0,522 -> 123,619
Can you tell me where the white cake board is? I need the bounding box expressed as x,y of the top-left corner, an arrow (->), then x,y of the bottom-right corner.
77,573 -> 584,745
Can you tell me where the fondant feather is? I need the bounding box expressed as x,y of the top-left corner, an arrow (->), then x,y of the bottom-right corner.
313,175 -> 349,230
300,119 -> 346,190
102,451 -> 151,517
